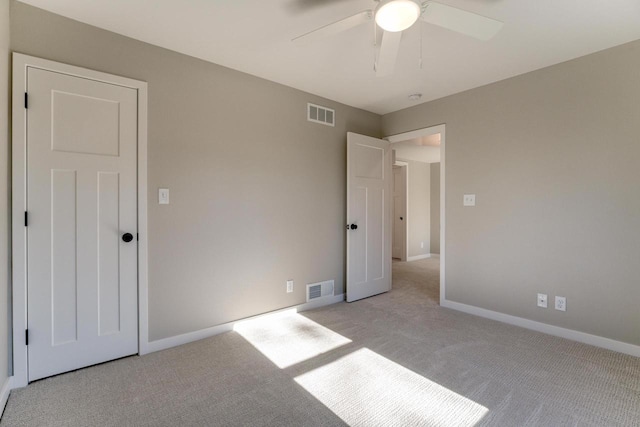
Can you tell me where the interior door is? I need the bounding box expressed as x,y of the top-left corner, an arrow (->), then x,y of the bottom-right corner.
27,67 -> 138,381
346,132 -> 392,302
392,166 -> 406,260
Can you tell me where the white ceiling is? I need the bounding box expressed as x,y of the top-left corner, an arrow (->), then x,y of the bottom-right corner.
393,137 -> 441,163
17,0 -> 640,115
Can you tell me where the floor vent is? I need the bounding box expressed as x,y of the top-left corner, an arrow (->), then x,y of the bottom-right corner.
307,280 -> 335,302
307,103 -> 335,127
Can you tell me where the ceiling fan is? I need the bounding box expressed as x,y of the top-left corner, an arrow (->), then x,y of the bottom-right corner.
292,0 -> 504,77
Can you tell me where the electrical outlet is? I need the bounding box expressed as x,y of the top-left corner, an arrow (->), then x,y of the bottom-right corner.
286,280 -> 294,293
463,194 -> 476,206
555,296 -> 566,312
537,293 -> 548,308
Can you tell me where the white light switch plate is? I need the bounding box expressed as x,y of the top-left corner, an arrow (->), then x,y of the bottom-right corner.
159,188 -> 170,205
463,194 -> 476,206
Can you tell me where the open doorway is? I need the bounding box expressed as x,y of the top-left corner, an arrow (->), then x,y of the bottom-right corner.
387,125 -> 444,305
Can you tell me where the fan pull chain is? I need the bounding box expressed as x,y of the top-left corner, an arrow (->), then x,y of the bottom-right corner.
373,19 -> 378,72
419,24 -> 424,70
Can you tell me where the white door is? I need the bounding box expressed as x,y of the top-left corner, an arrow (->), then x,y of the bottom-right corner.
27,67 -> 138,381
346,132 -> 392,302
392,166 -> 406,260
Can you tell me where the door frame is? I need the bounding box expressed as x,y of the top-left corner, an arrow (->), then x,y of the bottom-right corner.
11,53 -> 149,387
392,161 -> 408,262
386,124 -> 445,305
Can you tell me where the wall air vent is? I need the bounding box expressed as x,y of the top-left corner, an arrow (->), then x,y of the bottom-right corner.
307,103 -> 335,127
306,280 -> 335,302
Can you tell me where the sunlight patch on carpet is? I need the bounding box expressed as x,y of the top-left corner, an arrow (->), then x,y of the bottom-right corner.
295,348 -> 488,426
233,311 -> 352,369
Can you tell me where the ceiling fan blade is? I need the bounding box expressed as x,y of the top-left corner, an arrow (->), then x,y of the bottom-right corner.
286,0 -> 348,14
421,1 -> 503,41
376,30 -> 402,77
292,10 -> 373,45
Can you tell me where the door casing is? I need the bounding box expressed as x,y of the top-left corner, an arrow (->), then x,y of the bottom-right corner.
11,53 -> 149,387
392,161 -> 408,262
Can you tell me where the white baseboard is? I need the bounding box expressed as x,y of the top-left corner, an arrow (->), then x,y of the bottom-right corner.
407,254 -> 431,262
145,294 -> 345,354
441,299 -> 640,358
0,376 -> 12,419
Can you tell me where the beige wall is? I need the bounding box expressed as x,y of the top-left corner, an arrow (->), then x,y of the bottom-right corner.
10,1 -> 381,341
400,159 -> 430,258
9,0 -> 639,354
430,163 -> 440,254
383,40 -> 640,346
0,0 -> 10,388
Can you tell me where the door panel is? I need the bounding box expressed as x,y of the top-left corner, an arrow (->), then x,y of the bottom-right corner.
347,133 -> 392,302
350,187 -> 367,285
97,172 -> 122,336
51,169 -> 78,346
367,187 -> 384,280
27,67 -> 138,381
353,143 -> 385,179
51,91 -> 120,156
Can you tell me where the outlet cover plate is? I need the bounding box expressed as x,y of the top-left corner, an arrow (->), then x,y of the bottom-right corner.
463,194 -> 476,206
286,280 -> 294,293
555,296 -> 566,311
537,293 -> 548,308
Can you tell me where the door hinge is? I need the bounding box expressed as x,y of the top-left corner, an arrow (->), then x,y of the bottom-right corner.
25,329 -> 29,346
24,93 -> 28,109
25,211 -> 28,227
136,233 -> 139,241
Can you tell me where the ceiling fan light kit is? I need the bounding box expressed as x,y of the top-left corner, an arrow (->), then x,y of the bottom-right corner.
375,0 -> 421,32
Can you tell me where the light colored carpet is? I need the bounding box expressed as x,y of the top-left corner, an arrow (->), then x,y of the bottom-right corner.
2,258 -> 639,426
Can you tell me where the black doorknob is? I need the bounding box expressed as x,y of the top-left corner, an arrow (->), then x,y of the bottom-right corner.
350,224 -> 358,230
400,217 -> 403,220
122,233 -> 134,243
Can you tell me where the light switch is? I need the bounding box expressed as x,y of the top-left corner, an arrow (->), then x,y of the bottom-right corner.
463,194 -> 476,206
159,188 -> 170,205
